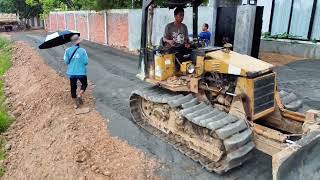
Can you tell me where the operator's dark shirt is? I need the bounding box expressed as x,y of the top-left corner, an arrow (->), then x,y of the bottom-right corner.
163,22 -> 189,47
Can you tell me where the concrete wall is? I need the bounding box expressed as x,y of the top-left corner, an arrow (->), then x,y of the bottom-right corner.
89,13 -> 106,45
128,9 -> 142,51
128,7 -> 215,50
46,2 -> 273,51
26,16 -> 45,29
76,12 -> 89,40
107,10 -> 129,47
48,8 -> 215,50
66,13 -> 76,30
57,13 -> 65,30
234,5 -> 256,55
257,0 -> 272,33
218,0 -> 241,7
260,39 -> 320,59
51,14 -> 58,31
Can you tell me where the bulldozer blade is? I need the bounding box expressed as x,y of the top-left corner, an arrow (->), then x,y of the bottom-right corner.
272,130 -> 320,180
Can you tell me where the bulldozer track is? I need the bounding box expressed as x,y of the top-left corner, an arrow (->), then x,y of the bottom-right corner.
129,86 -> 255,174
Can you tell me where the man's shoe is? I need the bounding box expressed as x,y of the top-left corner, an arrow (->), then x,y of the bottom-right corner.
74,98 -> 80,109
77,97 -> 83,105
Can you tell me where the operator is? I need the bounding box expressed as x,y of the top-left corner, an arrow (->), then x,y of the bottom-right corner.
162,7 -> 192,71
163,7 -> 190,49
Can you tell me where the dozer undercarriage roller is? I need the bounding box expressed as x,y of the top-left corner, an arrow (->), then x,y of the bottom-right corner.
129,86 -> 255,174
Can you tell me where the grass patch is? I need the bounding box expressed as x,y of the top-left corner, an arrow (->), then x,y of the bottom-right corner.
0,37 -> 12,75
0,36 -> 13,133
0,36 -> 13,176
0,138 -> 6,177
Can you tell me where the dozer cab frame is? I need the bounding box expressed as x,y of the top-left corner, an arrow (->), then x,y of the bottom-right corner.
129,0 -> 320,179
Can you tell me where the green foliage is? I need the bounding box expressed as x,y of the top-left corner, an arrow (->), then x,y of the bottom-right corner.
0,0 -> 15,13
26,0 -> 64,17
0,38 -> 11,75
0,37 -> 12,177
0,37 -> 13,134
261,32 -> 303,40
0,0 -> 43,19
25,0 -> 211,15
262,32 -> 271,38
1,0 -> 212,18
0,138 -> 6,177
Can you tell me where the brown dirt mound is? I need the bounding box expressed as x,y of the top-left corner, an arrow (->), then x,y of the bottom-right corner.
2,42 -> 157,179
259,52 -> 304,66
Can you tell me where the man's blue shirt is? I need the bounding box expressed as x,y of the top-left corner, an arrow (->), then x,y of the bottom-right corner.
199,31 -> 211,43
64,45 -> 88,77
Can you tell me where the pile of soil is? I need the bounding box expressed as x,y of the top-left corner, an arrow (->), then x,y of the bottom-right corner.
259,52 -> 304,66
2,42 -> 157,179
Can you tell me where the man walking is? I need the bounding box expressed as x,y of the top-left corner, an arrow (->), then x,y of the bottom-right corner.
64,34 -> 88,108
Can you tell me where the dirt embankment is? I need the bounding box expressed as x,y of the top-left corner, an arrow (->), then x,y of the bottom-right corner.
259,52 -> 304,66
2,42 -> 157,179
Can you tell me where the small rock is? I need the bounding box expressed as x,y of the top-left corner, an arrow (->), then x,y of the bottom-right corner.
76,151 -> 88,163
5,143 -> 11,151
75,107 -> 90,115
12,110 -> 21,118
95,168 -> 100,173
91,165 -> 98,171
78,176 -> 86,180
103,171 -> 111,176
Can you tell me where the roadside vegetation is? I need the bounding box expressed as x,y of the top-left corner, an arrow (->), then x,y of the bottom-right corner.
0,36 -> 12,132
0,36 -> 13,177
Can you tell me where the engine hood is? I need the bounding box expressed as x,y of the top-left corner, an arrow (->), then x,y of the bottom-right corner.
206,50 -> 274,77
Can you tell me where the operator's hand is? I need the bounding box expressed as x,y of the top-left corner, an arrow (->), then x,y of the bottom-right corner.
166,40 -> 175,47
185,43 -> 190,48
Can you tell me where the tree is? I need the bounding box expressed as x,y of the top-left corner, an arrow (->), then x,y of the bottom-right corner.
0,0 -> 15,13
0,0 -> 42,19
26,0 -> 65,16
24,0 -> 211,17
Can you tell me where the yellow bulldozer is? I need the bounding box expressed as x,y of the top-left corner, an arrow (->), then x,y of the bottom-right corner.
129,0 -> 320,179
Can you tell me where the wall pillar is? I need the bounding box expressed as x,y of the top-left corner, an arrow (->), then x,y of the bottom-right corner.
87,11 -> 90,40
74,13 -> 77,31
234,5 -> 263,57
104,12 -> 108,45
209,0 -> 218,46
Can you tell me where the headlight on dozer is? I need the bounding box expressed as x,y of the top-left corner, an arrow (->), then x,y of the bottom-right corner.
180,61 -> 194,74
187,64 -> 195,74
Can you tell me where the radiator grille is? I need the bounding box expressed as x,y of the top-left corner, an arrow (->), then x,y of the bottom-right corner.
254,74 -> 275,114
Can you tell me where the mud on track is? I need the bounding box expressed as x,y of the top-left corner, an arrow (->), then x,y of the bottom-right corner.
9,31 -> 320,180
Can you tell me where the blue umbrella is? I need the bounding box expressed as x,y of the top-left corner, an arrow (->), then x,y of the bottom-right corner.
39,30 -> 80,49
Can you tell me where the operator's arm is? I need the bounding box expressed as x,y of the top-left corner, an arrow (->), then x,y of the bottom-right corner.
184,25 -> 189,44
163,24 -> 174,46
184,25 -> 190,48
163,24 -> 170,42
